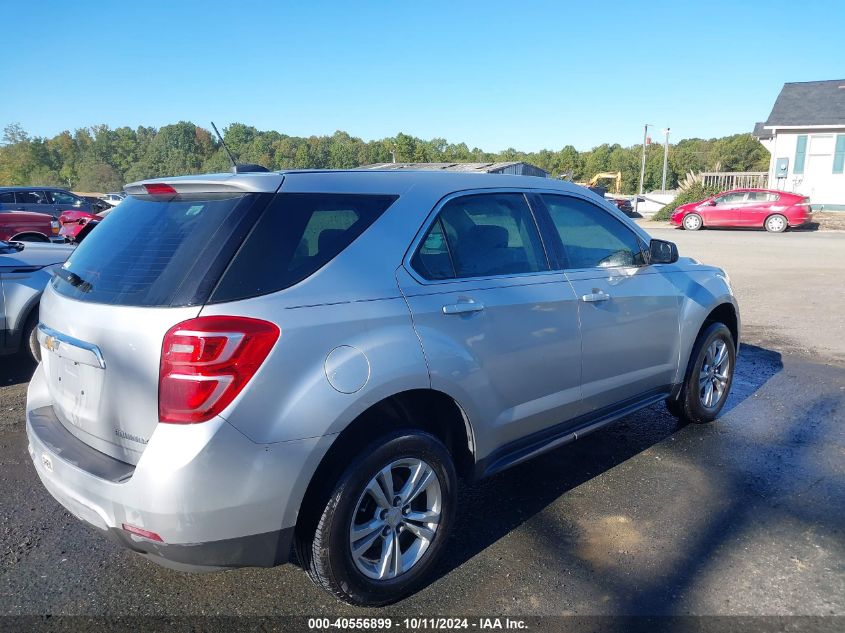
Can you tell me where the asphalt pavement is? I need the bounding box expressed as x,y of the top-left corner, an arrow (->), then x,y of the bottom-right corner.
0,228 -> 843,621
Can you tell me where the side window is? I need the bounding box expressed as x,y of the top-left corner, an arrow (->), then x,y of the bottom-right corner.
746,191 -> 778,203
412,218 -> 455,280
16,190 -> 49,204
541,194 -> 646,269
49,190 -> 80,205
715,192 -> 745,205
211,193 -> 397,303
0,192 -> 15,203
433,192 -> 547,279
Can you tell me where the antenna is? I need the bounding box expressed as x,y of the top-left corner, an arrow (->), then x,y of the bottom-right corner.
210,122 -> 237,171
209,122 -> 270,174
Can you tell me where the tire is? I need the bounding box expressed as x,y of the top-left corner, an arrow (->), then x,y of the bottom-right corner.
668,322 -> 735,424
297,430 -> 457,606
22,310 -> 41,363
682,213 -> 703,231
765,214 -> 787,233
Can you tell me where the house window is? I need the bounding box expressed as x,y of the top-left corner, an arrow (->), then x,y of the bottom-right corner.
834,135 -> 845,174
794,135 -> 807,175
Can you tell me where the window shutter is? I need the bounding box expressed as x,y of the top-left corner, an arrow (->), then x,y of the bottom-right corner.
833,135 -> 845,174
794,135 -> 807,175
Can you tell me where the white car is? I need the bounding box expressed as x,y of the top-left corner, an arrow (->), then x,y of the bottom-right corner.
99,193 -> 125,207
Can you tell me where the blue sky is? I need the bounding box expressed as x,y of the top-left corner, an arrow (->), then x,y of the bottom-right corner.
1,0 -> 843,152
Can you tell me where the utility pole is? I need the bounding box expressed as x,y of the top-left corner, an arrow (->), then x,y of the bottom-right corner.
661,128 -> 670,192
636,124 -> 652,215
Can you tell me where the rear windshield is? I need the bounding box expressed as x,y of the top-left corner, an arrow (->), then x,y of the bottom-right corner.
210,193 -> 397,303
52,193 -> 268,306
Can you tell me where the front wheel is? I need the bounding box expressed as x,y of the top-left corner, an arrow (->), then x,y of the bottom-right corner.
682,213 -> 703,231
297,430 -> 457,606
668,322 -> 735,424
765,214 -> 788,233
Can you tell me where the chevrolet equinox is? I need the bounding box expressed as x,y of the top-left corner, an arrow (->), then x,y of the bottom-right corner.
26,170 -> 739,605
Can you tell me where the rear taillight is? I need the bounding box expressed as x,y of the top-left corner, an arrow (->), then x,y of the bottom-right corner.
159,316 -> 280,424
144,182 -> 177,195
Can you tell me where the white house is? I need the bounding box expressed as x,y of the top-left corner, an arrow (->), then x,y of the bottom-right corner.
754,79 -> 845,209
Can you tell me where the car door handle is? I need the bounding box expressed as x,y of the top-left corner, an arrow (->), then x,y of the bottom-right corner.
581,292 -> 611,303
442,301 -> 485,315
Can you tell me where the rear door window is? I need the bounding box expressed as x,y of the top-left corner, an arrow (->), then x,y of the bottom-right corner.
16,190 -> 49,204
210,193 -> 397,303
413,193 -> 547,280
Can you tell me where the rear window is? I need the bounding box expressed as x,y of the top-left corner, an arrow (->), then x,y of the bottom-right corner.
210,193 -> 397,303
52,193 -> 268,306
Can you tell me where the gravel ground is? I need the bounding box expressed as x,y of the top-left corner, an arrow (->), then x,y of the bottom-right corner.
0,230 -> 843,622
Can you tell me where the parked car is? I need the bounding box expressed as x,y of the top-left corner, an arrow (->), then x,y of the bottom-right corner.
58,209 -> 104,243
670,188 -> 812,232
100,192 -> 126,206
0,239 -> 74,361
26,170 -> 739,606
0,187 -> 97,218
606,196 -> 636,217
0,209 -> 59,242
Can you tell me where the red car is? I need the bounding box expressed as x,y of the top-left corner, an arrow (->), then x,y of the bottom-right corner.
0,210 -> 59,242
670,188 -> 812,233
58,208 -> 112,242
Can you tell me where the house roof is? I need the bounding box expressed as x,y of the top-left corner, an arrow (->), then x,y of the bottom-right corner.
752,122 -> 773,140
763,79 -> 845,127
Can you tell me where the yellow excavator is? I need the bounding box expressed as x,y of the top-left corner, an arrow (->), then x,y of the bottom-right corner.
580,172 -> 622,194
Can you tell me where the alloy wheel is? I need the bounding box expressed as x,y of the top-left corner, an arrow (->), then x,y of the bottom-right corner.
699,339 -> 730,408
349,458 -> 442,580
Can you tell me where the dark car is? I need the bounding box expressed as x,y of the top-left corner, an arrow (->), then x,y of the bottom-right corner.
0,187 -> 97,218
606,196 -> 636,217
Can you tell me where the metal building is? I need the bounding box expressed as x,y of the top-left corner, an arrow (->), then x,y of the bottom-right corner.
358,161 -> 549,178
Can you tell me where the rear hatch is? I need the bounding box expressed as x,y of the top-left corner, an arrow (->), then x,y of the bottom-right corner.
39,180 -> 276,464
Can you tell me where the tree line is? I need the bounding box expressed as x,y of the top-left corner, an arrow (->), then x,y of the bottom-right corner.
0,121 -> 770,194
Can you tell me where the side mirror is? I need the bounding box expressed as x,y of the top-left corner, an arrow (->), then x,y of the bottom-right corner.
649,239 -> 679,264
707,199 -> 717,206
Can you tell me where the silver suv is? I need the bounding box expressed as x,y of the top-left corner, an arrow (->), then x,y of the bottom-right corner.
26,170 -> 739,605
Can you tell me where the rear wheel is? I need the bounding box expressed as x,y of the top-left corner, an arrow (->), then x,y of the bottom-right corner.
682,213 -> 703,231
22,310 -> 41,362
667,322 -> 735,424
765,214 -> 787,233
296,430 -> 456,606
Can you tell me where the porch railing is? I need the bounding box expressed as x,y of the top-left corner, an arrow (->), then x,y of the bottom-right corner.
701,171 -> 768,190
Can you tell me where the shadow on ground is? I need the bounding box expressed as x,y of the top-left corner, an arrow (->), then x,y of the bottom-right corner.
425,344 -> 788,599
0,353 -> 36,387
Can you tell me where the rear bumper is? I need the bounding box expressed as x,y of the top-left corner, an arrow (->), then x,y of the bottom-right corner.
105,525 -> 294,572
25,367 -> 328,571
789,212 -> 813,227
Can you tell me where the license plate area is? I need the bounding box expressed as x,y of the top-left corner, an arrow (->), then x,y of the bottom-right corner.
42,343 -> 105,433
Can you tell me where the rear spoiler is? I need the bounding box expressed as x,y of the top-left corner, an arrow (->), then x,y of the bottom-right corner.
124,172 -> 284,196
